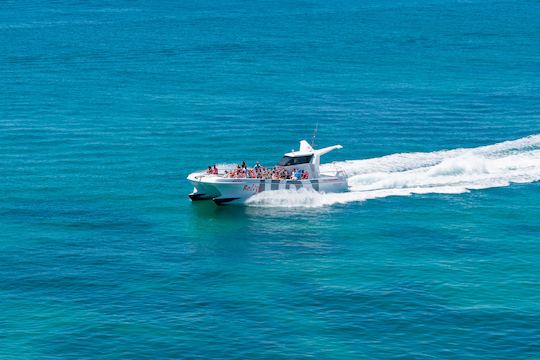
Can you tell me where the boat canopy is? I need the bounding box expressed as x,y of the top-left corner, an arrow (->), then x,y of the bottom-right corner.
284,140 -> 343,158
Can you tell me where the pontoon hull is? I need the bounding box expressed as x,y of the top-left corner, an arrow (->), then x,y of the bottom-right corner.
188,172 -> 347,206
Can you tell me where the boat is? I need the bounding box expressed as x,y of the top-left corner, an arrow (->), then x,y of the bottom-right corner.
187,140 -> 348,205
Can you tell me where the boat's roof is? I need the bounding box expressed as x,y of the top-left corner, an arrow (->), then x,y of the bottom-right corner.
283,151 -> 313,157
283,140 -> 343,158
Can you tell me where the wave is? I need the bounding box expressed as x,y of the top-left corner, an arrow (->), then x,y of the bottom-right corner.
246,134 -> 540,208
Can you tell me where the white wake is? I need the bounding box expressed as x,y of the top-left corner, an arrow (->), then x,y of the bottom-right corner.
246,134 -> 540,208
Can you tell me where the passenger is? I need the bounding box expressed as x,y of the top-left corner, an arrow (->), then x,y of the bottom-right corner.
207,166 -> 212,174
241,161 -> 246,169
254,161 -> 261,169
212,164 -> 218,175
302,170 -> 309,179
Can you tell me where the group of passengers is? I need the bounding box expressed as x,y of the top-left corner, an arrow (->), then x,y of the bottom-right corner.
207,161 -> 309,180
206,165 -> 219,175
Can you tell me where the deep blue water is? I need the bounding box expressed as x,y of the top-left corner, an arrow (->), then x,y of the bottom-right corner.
2,0 -> 540,358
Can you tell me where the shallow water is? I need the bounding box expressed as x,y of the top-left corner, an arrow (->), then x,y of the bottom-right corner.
2,0 -> 540,358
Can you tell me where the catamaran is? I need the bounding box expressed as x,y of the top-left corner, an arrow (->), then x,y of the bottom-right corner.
187,140 -> 348,205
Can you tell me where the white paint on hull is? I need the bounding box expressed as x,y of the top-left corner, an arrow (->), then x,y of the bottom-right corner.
188,172 -> 348,205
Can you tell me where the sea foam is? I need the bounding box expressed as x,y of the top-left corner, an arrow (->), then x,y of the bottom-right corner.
246,134 -> 540,208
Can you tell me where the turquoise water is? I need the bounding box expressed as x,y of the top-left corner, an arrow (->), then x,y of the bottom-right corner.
2,0 -> 540,358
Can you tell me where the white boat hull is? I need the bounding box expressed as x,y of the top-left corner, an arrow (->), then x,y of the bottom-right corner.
188,172 -> 348,205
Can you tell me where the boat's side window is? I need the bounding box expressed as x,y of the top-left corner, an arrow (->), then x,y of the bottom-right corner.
277,155 -> 313,166
294,156 -> 313,165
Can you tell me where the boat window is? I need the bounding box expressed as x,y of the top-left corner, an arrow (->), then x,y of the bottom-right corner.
277,155 -> 313,166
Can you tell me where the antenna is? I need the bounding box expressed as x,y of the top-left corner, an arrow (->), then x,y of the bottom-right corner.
311,121 -> 319,147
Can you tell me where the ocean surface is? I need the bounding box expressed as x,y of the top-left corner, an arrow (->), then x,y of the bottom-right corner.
2,0 -> 540,358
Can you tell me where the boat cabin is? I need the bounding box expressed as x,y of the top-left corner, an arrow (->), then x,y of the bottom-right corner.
276,140 -> 342,178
